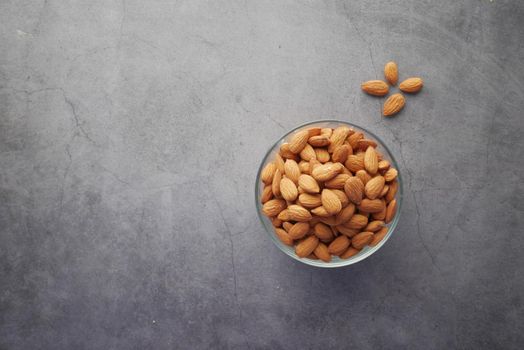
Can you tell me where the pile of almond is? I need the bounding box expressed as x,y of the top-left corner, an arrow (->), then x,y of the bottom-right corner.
260,126 -> 398,262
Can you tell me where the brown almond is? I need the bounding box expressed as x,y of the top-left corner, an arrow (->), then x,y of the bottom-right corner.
340,247 -> 360,259
275,153 -> 285,173
287,205 -> 312,222
384,61 -> 398,85
298,174 -> 320,194
272,169 -> 282,197
321,189 -> 342,215
261,162 -> 276,184
364,220 -> 385,232
307,253 -> 319,260
356,169 -> 372,185
314,243 -> 332,262
380,185 -> 389,198
364,147 -> 378,175
378,160 -> 390,172
365,176 -> 385,200
335,203 -> 355,225
298,160 -> 310,174
261,185 -> 274,204
372,200 -> 387,220
288,222 -> 310,240
311,206 -> 330,217
284,159 -> 301,184
399,77 -> 423,93
320,128 -> 333,138
288,129 -> 310,154
325,174 -> 351,190
332,145 -> 351,163
282,221 -> 293,232
279,143 -> 298,160
298,193 -> 322,209
336,225 -> 360,237
385,180 -> 398,202
328,126 -> 352,153
307,127 -> 322,137
345,154 -> 365,173
332,189 -> 349,207
384,168 -> 398,182
272,217 -> 282,228
347,132 -> 364,150
311,163 -> 343,182
295,235 -> 319,258
357,139 -> 378,151
318,216 -> 337,226
313,223 -> 335,242
370,226 -> 389,246
328,235 -> 350,255
308,135 -> 330,147
277,209 -> 291,221
345,214 -> 368,229
344,177 -> 364,205
358,198 -> 385,213
297,144 -> 315,162
352,231 -> 374,249
385,199 -> 397,224
383,93 -> 405,116
274,228 -> 294,246
280,177 -> 298,202
361,80 -> 389,96
314,148 -> 330,163
262,199 -> 286,217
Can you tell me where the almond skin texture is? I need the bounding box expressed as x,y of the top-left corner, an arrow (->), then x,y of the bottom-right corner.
356,170 -> 372,185
287,205 -> 312,222
328,235 -> 350,255
284,159 -> 301,184
318,216 -> 337,226
340,247 -> 360,259
352,231 -> 374,249
332,190 -> 349,207
336,225 -> 359,237
261,185 -> 274,204
384,61 -> 398,85
261,162 -> 276,184
280,177 -> 298,202
277,209 -> 291,221
312,163 -> 342,182
365,176 -> 385,200
386,180 -> 398,202
299,144 -> 317,161
308,135 -> 330,147
358,199 -> 386,213
365,220 -> 385,232
275,228 -> 294,246
320,128 -> 333,138
335,203 -> 355,225
262,199 -> 286,217
364,147 -> 378,175
357,139 -> 378,151
311,206 -> 330,217
328,126 -> 351,153
298,193 -> 322,209
321,189 -> 342,215
344,177 -> 365,205
380,185 -> 389,198
347,132 -> 364,150
345,154 -> 365,173
282,222 -> 293,232
295,235 -> 319,258
280,143 -> 298,160
272,217 -> 283,227
314,148 -> 330,163
399,77 -> 423,93
384,168 -> 398,182
361,80 -> 389,96
325,174 -> 351,190
385,199 -> 397,224
288,130 -> 310,154
370,226 -> 389,246
345,214 -> 368,230
299,161 -> 310,174
272,169 -> 282,197
275,153 -> 285,173
383,93 -> 405,116
378,160 -> 390,172
372,200 -> 387,221
332,145 -> 351,163
288,222 -> 310,240
298,174 -> 320,194
313,223 -> 335,242
307,127 -> 322,137
314,243 -> 331,262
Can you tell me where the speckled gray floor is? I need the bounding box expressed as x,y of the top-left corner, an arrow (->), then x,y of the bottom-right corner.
1,1 -> 523,349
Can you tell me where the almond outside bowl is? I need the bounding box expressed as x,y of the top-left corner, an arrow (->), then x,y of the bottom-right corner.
255,120 -> 403,267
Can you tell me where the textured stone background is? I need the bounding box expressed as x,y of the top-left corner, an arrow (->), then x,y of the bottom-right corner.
1,0 -> 523,349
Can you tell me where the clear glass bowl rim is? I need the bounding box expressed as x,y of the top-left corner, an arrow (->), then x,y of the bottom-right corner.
255,119 -> 403,268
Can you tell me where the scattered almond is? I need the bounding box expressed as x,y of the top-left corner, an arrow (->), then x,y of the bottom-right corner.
383,93 -> 405,117
384,61 -> 398,85
399,77 -> 423,93
361,80 -> 389,96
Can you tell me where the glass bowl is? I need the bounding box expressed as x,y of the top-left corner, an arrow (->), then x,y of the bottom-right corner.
255,120 -> 403,268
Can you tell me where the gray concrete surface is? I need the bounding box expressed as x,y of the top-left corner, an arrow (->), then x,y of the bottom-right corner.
1,0 -> 523,349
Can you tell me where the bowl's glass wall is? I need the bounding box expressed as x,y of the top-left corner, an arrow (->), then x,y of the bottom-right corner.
255,120 -> 403,268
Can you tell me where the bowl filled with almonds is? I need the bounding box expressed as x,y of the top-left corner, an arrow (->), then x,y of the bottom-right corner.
256,120 -> 402,267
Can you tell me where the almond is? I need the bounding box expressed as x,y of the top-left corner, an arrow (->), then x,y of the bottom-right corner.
332,190 -> 349,207
380,185 -> 389,198
385,199 -> 397,224
347,132 -> 364,150
298,160 -> 310,174
365,220 -> 384,232
325,174 -> 351,189
335,203 -> 355,225
262,199 -> 286,217
361,80 -> 389,96
332,145 -> 351,163
298,174 -> 320,194
340,247 -> 360,259
344,177 -> 364,204
280,143 -> 298,159
384,168 -> 398,182
356,169 -> 372,185
357,139 -> 378,151
275,153 -> 285,173
288,129 -> 310,154
272,217 -> 283,227
365,175 -> 385,199
385,180 -> 398,202
351,231 -> 374,249
261,162 -> 276,184
282,221 -> 293,232
384,61 -> 398,85
309,158 -> 321,171
399,77 -> 423,93
288,222 -> 310,240
308,135 -> 330,147
307,127 -> 322,137
311,206 -> 330,217
284,159 -> 301,184
320,128 -> 333,138
295,235 -> 319,258
298,193 -> 322,209
383,93 -> 405,116
261,185 -> 274,204
345,154 -> 365,173
321,189 -> 342,215
277,209 -> 291,221
378,160 -> 390,172
274,228 -> 294,246
311,163 -> 342,182
336,225 -> 360,237
307,253 -> 318,260
327,235 -> 350,255
318,215 -> 337,226
345,214 -> 368,229
314,148 -> 330,163
364,147 -> 378,175
313,223 -> 335,242
272,169 -> 282,197
280,177 -> 298,201
299,144 -> 316,161
370,226 -> 389,246
358,199 -> 385,213
328,126 -> 352,153
287,205 -> 312,222
371,200 -> 387,220
314,243 -> 331,262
